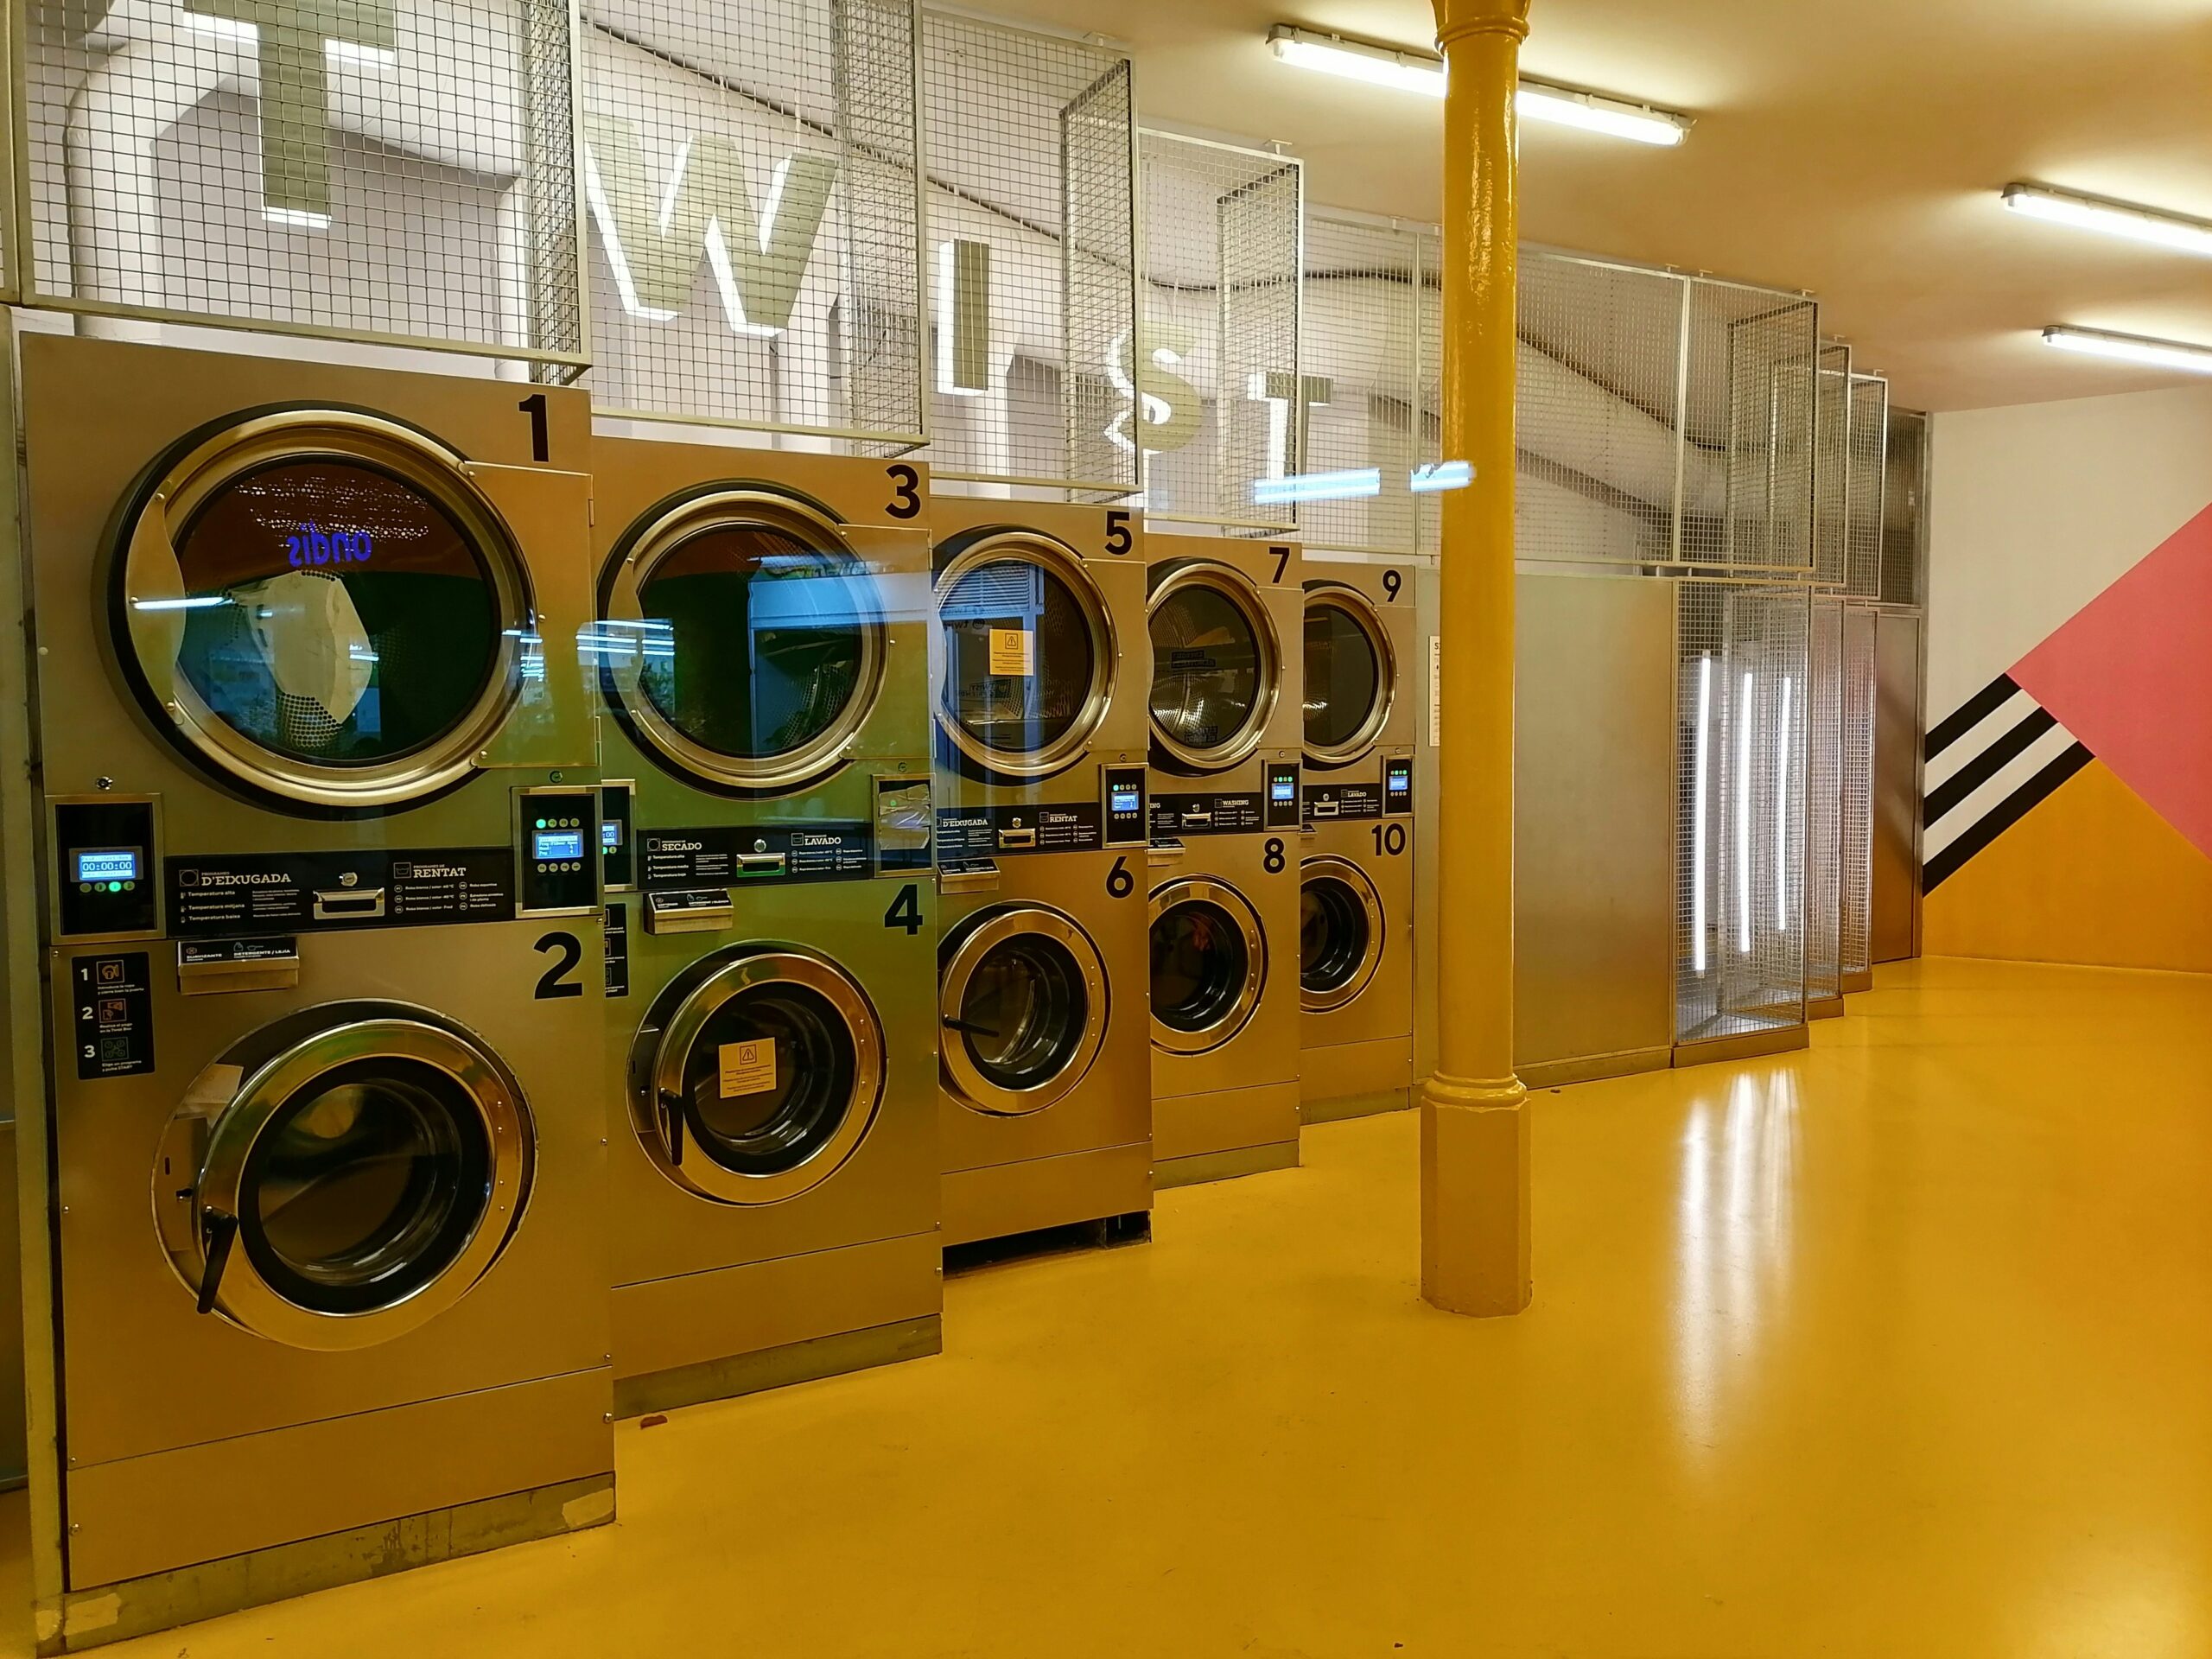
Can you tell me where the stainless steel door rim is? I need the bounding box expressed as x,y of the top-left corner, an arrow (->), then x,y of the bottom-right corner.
1301,582 -> 1397,769
1147,560 -> 1283,775
1299,855 -> 1384,1012
156,1005 -> 533,1352
601,487 -> 887,795
117,410 -> 534,811
939,904 -> 1109,1116
1147,876 -> 1268,1055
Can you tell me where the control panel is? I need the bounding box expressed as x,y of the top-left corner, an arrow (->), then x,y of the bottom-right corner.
53,797 -> 161,942
1383,756 -> 1414,816
1264,762 -> 1302,830
1102,764 -> 1148,848
599,780 -> 635,891
515,786 -> 601,917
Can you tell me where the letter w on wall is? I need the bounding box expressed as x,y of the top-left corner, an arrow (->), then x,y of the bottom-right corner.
582,114 -> 836,335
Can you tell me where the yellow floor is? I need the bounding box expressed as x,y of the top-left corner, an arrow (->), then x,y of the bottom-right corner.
8,956 -> 2212,1656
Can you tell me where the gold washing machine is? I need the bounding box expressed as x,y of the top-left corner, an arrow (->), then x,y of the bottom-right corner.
1297,563 -> 1418,1122
930,496 -> 1153,1249
18,335 -> 611,1645
1143,532 -> 1305,1187
588,440 -> 940,1416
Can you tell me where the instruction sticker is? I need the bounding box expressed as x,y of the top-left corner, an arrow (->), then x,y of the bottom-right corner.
988,628 -> 1034,677
717,1038 -> 777,1097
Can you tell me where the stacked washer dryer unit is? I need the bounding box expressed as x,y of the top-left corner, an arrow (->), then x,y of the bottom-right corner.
17,335 -> 612,1642
930,497 -> 1154,1247
1297,564 -> 1419,1121
589,440 -> 940,1414
1144,534 -> 1306,1186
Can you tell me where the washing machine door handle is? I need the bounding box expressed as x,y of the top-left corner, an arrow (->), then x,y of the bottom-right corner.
195,1209 -> 238,1316
941,1015 -> 1001,1039
657,1088 -> 686,1168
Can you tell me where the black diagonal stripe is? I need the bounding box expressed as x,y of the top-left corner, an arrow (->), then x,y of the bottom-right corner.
1923,742 -> 2093,893
1925,673 -> 2022,761
1923,707 -> 2058,828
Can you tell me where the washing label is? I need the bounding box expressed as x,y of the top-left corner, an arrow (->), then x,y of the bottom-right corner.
988,628 -> 1033,676
718,1038 -> 776,1097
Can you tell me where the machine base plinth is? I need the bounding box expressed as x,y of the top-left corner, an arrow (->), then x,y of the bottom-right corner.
614,1315 -> 941,1420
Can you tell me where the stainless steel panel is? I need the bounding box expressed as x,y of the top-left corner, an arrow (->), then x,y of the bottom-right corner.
1872,610 -> 1924,963
1514,574 -> 1675,1072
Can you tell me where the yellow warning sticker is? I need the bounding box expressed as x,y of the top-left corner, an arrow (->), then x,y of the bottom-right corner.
717,1038 -> 777,1097
988,627 -> 1034,677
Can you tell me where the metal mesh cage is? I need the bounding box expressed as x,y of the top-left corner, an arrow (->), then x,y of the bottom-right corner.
1845,371 -> 1890,599
1803,592 -> 1843,1007
1675,578 -> 1810,1043
919,11 -> 1136,493
578,0 -> 924,442
1838,601 -> 1877,985
1678,280 -> 1816,575
21,0 -> 585,368
1135,129 -> 1300,531
1297,209 -> 1426,555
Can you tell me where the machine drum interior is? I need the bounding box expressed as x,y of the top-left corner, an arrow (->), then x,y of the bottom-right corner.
1302,595 -> 1388,760
939,556 -> 1101,760
237,1056 -> 493,1317
957,932 -> 1090,1091
1300,877 -> 1372,996
1149,582 -> 1267,756
1152,899 -> 1252,1037
634,524 -> 870,764
170,457 -> 500,768
673,981 -> 859,1176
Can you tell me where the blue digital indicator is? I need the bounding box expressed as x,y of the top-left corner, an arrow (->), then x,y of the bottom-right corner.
73,848 -> 141,885
601,820 -> 623,850
1111,785 -> 1142,815
1270,777 -> 1297,804
533,830 -> 585,862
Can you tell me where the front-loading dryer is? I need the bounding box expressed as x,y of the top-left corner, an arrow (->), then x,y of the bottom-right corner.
929,495 -> 1153,1249
17,334 -> 611,1644
1298,563 -> 1419,1121
588,437 -> 939,1416
1143,532 -> 1305,1186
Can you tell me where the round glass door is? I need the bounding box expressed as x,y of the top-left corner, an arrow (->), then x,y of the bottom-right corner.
637,948 -> 882,1205
1302,586 -> 1395,767
936,531 -> 1116,779
1300,856 -> 1384,1012
1148,877 -> 1268,1055
1148,563 -> 1282,773
116,411 -> 533,812
940,906 -> 1109,1116
156,1003 -> 532,1351
601,490 -> 885,794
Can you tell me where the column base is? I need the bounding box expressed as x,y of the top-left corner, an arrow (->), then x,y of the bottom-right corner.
1418,1072 -> 1532,1317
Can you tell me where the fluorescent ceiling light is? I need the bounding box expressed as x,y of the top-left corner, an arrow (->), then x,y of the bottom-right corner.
1267,26 -> 1690,146
2042,325 -> 2212,376
2002,184 -> 2212,258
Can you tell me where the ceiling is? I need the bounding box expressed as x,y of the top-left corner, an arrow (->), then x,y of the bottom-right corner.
969,0 -> 2212,411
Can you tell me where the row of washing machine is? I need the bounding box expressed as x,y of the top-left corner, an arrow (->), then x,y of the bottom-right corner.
12,334 -> 1415,1645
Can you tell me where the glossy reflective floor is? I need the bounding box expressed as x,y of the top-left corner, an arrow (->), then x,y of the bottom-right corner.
6,957 -> 2211,1656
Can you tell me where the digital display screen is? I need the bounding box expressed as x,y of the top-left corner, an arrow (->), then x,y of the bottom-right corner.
533,830 -> 585,862
73,848 -> 141,884
1111,785 -> 1142,815
601,820 -> 623,850
1270,778 -> 1298,804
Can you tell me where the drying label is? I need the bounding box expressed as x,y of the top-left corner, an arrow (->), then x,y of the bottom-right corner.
988,628 -> 1034,676
718,1038 -> 777,1097
167,849 -> 512,938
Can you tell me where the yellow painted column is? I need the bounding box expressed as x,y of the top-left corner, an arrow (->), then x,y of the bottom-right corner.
1421,0 -> 1531,1317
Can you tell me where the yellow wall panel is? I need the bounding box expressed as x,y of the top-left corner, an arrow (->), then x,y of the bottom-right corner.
1925,760 -> 2212,974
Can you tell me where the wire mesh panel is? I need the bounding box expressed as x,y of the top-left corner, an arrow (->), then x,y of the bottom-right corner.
1845,372 -> 1890,599
578,0 -> 923,442
1298,209 -> 1424,554
1679,281 -> 1816,575
1838,601 -> 1878,985
1882,404 -> 1928,608
21,0 -> 583,367
1135,130 -> 1300,530
1675,579 -> 1810,1044
1804,592 -> 1843,1007
1812,341 -> 1852,588
919,12 -> 1136,493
